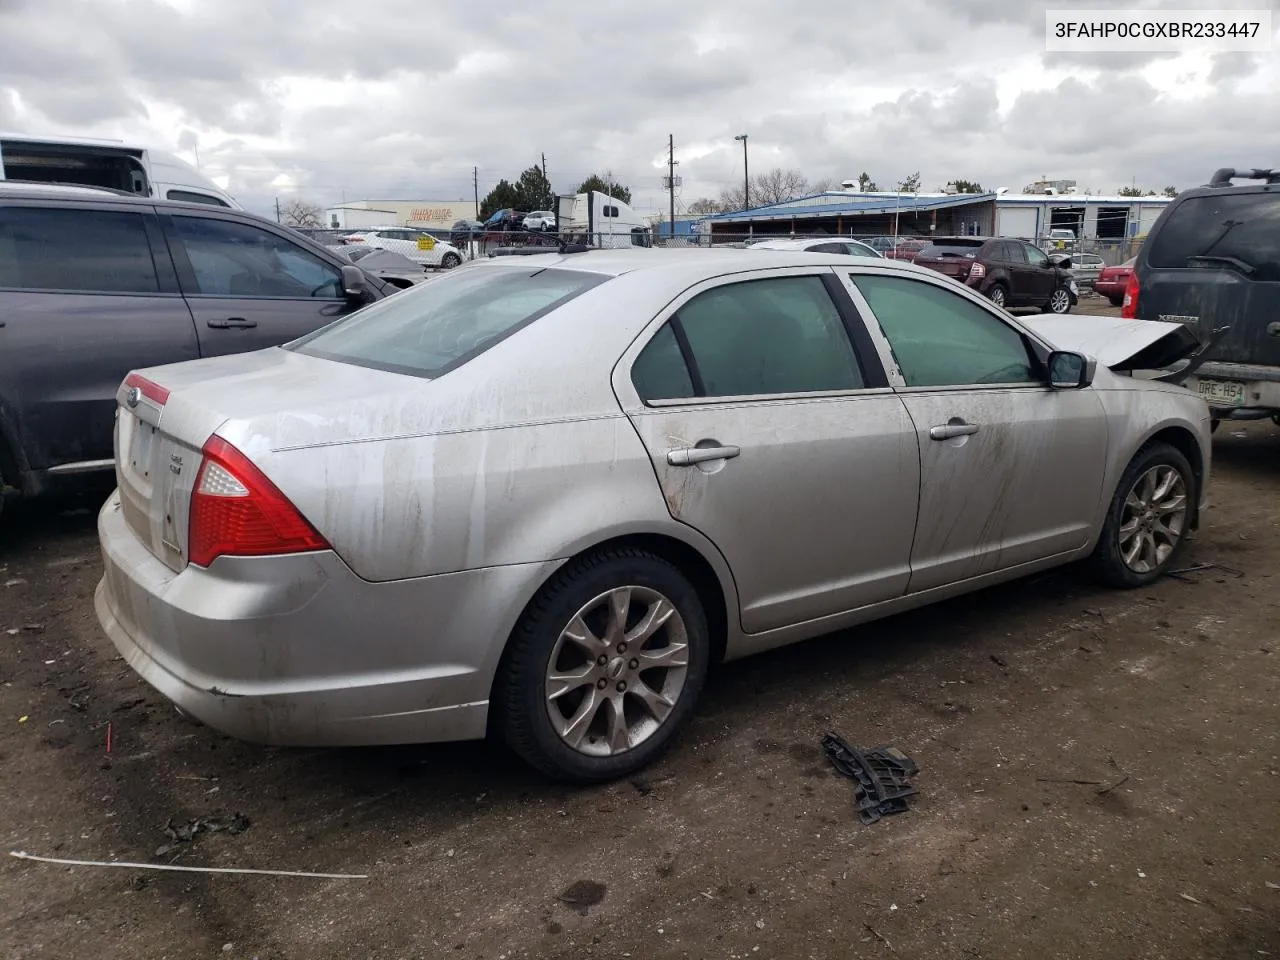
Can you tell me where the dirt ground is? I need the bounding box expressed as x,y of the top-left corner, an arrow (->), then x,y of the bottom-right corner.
3,297 -> 1279,960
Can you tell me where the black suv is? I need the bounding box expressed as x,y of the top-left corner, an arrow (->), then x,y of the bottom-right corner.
1126,168 -> 1280,428
913,236 -> 1078,313
0,184 -> 392,517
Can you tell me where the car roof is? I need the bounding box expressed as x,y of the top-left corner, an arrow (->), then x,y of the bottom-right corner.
749,238 -> 849,250
0,181 -> 142,199
471,246 -> 943,280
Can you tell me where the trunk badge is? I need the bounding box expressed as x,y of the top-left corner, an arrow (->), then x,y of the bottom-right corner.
126,386 -> 142,408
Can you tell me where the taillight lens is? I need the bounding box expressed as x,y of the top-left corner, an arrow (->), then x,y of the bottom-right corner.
123,372 -> 170,405
1120,271 -> 1140,318
968,261 -> 986,279
188,436 -> 329,567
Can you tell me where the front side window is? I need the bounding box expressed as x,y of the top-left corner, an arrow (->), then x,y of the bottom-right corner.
0,207 -> 159,293
1024,244 -> 1050,268
170,216 -> 343,298
290,266 -> 604,378
853,274 -> 1037,387
633,275 -> 863,400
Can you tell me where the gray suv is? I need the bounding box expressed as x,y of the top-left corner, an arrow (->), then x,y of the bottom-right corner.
0,184 -> 392,516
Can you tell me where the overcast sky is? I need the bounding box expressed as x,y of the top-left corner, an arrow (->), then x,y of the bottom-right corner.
2,0 -> 1278,218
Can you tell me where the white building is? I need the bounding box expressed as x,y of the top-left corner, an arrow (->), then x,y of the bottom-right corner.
324,199 -> 479,230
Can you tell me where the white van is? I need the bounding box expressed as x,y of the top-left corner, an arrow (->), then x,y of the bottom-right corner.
0,134 -> 240,209
556,190 -> 651,248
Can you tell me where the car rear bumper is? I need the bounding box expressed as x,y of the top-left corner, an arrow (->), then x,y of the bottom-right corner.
94,490 -> 560,747
1185,362 -> 1280,415
1094,280 -> 1125,297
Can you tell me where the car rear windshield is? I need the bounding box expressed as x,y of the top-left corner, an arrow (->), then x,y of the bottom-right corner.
288,266 -> 606,378
1147,192 -> 1280,281
918,239 -> 984,258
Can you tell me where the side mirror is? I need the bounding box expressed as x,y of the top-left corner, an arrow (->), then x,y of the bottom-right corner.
1048,350 -> 1095,389
340,264 -> 367,300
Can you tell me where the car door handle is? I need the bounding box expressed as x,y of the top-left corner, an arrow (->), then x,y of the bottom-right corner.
929,422 -> 980,441
667,444 -> 741,466
206,317 -> 258,329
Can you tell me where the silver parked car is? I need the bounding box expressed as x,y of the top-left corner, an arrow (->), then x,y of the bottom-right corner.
95,249 -> 1212,782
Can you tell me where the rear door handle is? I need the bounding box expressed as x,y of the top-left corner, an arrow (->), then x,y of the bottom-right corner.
668,444 -> 741,466
206,317 -> 258,329
929,422 -> 980,441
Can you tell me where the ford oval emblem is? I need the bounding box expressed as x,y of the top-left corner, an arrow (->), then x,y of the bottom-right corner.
126,386 -> 142,409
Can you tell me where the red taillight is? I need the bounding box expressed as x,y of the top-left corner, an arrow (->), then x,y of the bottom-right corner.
123,372 -> 170,405
188,436 -> 329,567
1120,271 -> 1140,318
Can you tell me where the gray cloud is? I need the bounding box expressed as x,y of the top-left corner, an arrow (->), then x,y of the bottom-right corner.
1,0 -> 1275,217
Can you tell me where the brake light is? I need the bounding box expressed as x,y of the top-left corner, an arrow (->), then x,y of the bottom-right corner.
188,436 -> 329,567
1120,271 -> 1140,318
123,372 -> 170,405
968,261 -> 986,279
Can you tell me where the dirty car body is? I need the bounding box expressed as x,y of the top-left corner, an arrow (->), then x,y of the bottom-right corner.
95,250 -> 1212,781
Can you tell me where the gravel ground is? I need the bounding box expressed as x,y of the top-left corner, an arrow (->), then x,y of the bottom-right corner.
2,296 -> 1278,960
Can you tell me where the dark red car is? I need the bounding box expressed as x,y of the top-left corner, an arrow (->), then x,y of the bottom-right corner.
885,238 -> 926,261
1094,256 -> 1137,306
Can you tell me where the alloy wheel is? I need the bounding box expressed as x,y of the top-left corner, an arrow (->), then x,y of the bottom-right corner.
1048,288 -> 1071,313
989,286 -> 1006,308
1117,465 -> 1187,574
544,585 -> 690,757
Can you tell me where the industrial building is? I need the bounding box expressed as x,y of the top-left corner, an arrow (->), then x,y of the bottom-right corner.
324,199 -> 478,230
701,189 -> 1173,244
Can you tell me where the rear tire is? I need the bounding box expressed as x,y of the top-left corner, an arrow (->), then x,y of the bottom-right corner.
1091,442 -> 1195,589
987,283 -> 1009,310
441,252 -> 462,269
496,547 -> 709,783
1108,295 -> 1124,307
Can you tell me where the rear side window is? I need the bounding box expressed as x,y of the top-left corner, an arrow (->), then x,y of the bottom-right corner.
166,189 -> 229,207
289,267 -> 605,378
0,207 -> 159,293
1147,192 -> 1280,281
632,276 -> 863,401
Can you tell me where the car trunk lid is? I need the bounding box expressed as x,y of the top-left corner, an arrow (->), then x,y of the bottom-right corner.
1136,268 -> 1280,367
112,348 -> 427,572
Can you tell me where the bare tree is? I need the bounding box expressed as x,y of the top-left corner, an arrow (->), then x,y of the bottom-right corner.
687,197 -> 724,215
752,167 -> 811,205
717,184 -> 746,211
279,198 -> 324,228
809,177 -> 835,193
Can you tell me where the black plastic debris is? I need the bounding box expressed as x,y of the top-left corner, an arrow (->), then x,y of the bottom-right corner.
821,732 -> 919,824
154,814 -> 251,857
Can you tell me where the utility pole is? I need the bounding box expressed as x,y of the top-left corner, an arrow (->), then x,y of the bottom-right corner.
668,134 -> 677,240
274,196 -> 281,223
734,134 -> 749,210
541,152 -> 550,208
473,166 -> 479,218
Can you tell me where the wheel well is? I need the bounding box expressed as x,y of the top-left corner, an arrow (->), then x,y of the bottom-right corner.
484,533 -> 732,737
1147,426 -> 1204,525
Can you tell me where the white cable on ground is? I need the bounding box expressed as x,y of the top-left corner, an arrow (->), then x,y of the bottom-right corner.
9,850 -> 368,880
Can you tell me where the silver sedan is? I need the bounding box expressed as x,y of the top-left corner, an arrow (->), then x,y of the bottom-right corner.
95,249 -> 1212,781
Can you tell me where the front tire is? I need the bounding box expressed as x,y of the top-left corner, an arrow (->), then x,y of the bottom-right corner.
1091,442 -> 1195,588
1044,286 -> 1073,314
496,547 -> 710,782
